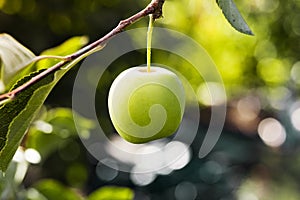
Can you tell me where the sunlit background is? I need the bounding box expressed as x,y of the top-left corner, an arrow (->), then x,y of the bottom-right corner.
1,0 -> 300,199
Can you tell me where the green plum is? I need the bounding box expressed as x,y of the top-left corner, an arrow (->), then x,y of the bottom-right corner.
108,66 -> 185,144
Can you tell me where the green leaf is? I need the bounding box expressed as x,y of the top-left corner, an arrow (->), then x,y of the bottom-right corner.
34,179 -> 83,200
0,36 -> 90,172
216,0 -> 253,35
37,36 -> 89,70
0,69 -> 54,171
88,186 -> 134,200
0,34 -> 36,92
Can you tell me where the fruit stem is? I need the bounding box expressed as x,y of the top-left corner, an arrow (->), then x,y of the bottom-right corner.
147,14 -> 154,73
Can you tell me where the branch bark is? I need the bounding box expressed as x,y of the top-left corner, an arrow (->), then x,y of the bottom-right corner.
0,0 -> 165,102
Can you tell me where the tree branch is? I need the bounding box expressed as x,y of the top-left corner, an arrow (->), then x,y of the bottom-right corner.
0,0 -> 165,102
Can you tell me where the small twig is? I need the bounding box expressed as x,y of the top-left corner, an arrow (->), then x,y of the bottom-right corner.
32,55 -> 68,62
0,0 -> 165,102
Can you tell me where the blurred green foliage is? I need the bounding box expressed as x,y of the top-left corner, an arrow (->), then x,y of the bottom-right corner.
88,186 -> 134,200
26,108 -> 95,162
1,0 -> 300,199
33,179 -> 83,200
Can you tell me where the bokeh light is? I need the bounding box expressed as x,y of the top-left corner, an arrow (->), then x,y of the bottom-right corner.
291,61 -> 300,85
266,86 -> 292,110
197,82 -> 226,106
130,168 -> 157,186
24,148 -> 41,164
26,188 -> 43,200
291,107 -> 300,131
12,147 -> 25,163
257,58 -> 290,85
34,120 -> 53,134
12,148 -> 29,183
174,182 -> 197,200
199,160 -> 223,184
134,144 -> 165,173
251,0 -> 279,13
254,40 -> 277,60
237,96 -> 261,121
227,96 -> 261,135
66,163 -> 88,187
238,191 -> 259,200
258,118 -> 286,147
96,159 -> 119,181
291,14 -> 300,36
164,141 -> 191,171
0,0 -> 22,14
106,136 -> 192,175
104,136 -> 192,186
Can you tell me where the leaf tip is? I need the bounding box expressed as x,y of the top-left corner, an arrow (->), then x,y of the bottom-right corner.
248,30 -> 255,36
240,28 -> 254,36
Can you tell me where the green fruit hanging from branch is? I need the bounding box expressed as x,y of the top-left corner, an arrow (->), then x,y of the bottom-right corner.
108,14 -> 185,143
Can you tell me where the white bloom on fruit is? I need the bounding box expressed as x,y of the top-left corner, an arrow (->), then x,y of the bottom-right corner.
108,66 -> 185,144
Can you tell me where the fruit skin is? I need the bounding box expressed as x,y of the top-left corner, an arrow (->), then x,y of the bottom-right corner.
108,66 -> 185,144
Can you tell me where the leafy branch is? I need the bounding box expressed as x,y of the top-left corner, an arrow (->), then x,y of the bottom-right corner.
0,0 -> 253,172
0,0 -> 165,103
